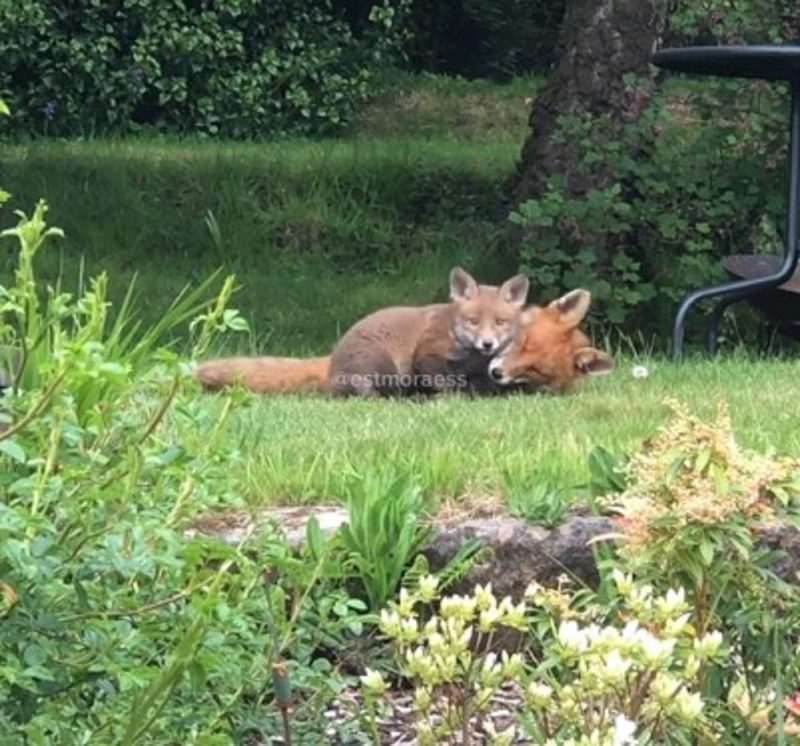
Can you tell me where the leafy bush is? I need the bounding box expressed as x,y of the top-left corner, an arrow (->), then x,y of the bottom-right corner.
602,398 -> 800,738
0,200 -> 374,742
364,575 -> 723,744
512,76 -> 787,340
0,0 -> 408,139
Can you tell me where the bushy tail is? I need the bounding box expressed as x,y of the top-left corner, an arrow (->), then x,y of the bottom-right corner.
192,356 -> 330,394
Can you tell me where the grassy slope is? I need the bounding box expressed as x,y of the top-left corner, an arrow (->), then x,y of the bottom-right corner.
198,356 -> 800,508
0,73 -> 540,355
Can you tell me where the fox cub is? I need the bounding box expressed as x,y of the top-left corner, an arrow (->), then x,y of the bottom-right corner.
328,267 -> 529,396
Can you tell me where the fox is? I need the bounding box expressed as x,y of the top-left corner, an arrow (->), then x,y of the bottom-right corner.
487,288 -> 615,393
327,267 -> 530,396
192,267 -> 530,396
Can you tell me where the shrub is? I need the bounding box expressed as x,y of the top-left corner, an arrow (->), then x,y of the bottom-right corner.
602,398 -> 800,738
0,0 -> 408,139
364,575 -> 722,744
512,76 -> 787,341
0,200 -> 373,742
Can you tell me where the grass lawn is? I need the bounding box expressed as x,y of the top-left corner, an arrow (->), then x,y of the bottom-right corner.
4,71 -> 800,511
0,73 -> 540,355
199,355 -> 800,508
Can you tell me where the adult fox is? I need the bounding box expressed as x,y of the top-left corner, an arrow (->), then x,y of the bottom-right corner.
488,288 -> 615,392
193,267 -> 529,396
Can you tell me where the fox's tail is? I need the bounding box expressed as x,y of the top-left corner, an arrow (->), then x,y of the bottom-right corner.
192,356 -> 331,394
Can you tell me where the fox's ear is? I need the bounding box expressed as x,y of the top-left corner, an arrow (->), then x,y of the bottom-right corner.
450,267 -> 479,301
574,347 -> 615,376
499,273 -> 530,308
550,289 -> 591,326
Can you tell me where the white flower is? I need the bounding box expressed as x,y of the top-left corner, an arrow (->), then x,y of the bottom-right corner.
632,365 -> 649,379
360,668 -> 388,696
651,673 -> 682,705
479,605 -> 503,632
417,574 -> 439,602
414,685 -> 432,713
379,608 -> 401,638
598,649 -> 632,686
657,587 -> 688,617
524,581 -> 544,599
398,587 -> 415,617
612,714 -> 638,745
612,569 -> 635,596
664,612 -> 691,638
474,583 -> 496,610
683,654 -> 700,678
558,620 -> 587,654
672,688 -> 704,725
400,616 -> 419,642
427,631 -> 446,656
499,597 -> 527,630
639,633 -> 676,668
526,681 -> 553,708
501,650 -> 524,679
694,630 -> 724,659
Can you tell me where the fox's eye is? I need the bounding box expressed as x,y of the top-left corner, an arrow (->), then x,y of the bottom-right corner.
495,317 -> 509,326
467,317 -> 480,325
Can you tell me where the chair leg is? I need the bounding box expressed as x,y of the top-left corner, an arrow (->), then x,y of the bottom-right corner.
706,297 -> 742,356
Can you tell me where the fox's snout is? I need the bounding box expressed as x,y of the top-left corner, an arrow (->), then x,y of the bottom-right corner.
488,358 -> 509,383
477,337 -> 499,354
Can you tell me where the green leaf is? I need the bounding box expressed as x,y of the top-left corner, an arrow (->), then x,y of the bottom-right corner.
0,439 -> 26,464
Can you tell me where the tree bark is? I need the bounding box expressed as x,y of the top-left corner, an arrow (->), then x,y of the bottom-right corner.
505,0 -> 669,209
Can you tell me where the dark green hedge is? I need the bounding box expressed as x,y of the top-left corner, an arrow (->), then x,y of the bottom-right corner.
0,0 -> 407,139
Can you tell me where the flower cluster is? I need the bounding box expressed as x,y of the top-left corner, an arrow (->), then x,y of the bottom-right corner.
608,399 -> 800,550
361,573 -> 722,745
364,577 -> 526,745
524,571 -> 724,744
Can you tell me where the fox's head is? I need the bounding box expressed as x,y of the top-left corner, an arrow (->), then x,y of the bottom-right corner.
449,267 -> 529,356
487,289 -> 614,392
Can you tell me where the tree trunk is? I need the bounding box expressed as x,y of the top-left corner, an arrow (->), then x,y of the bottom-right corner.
505,0 -> 669,208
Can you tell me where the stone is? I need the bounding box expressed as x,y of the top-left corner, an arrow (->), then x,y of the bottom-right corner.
187,504 -> 615,596
185,505 -> 800,595
423,513 -> 614,598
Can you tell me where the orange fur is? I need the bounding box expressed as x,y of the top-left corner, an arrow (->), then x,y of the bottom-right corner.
193,356 -> 330,394
488,289 -> 615,393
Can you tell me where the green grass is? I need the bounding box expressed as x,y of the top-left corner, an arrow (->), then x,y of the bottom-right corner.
1,136 -> 521,355
353,70 -> 542,142
4,72 -> 800,512
194,356 -> 800,508
0,72 -> 546,355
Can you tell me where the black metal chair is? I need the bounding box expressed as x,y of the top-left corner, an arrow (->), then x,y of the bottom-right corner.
652,46 -> 800,361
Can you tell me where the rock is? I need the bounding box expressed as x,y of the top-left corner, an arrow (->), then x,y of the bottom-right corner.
186,505 -> 800,596
424,514 -> 614,599
187,505 -> 614,596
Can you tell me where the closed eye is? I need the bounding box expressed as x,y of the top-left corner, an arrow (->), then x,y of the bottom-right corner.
525,364 -> 549,378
